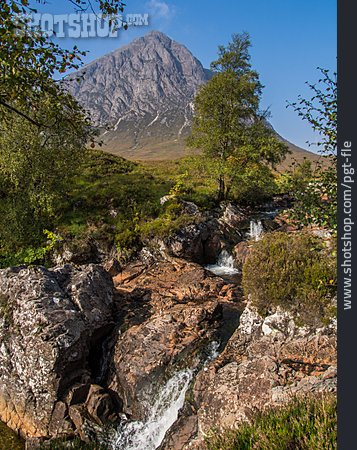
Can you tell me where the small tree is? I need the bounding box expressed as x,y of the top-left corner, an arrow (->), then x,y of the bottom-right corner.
187,33 -> 288,202
286,68 -> 337,231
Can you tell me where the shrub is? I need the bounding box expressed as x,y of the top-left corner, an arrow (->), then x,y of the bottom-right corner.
205,394 -> 336,450
0,229 -> 60,269
242,232 -> 336,325
139,200 -> 194,240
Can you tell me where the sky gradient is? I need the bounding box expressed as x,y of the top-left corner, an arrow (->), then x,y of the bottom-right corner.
37,0 -> 336,151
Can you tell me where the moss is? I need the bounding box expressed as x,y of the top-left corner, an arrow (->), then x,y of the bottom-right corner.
242,232 -> 336,326
205,394 -> 336,450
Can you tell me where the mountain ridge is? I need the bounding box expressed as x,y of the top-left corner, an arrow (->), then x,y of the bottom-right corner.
68,30 -> 316,164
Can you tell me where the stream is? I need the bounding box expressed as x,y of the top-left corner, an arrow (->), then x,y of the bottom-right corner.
107,342 -> 220,450
109,218 -> 267,449
0,216 -> 275,449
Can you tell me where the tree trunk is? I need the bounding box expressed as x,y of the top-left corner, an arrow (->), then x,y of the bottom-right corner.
218,175 -> 225,202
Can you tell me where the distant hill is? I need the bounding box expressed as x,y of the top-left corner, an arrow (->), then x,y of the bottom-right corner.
68,30 -> 319,165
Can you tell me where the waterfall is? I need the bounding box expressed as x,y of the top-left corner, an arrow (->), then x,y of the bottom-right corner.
249,219 -> 263,241
111,369 -> 193,450
205,250 -> 239,276
217,249 -> 235,269
107,342 -> 220,450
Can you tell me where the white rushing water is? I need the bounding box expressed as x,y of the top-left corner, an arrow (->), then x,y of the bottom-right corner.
205,249 -> 240,276
111,369 -> 193,450
249,219 -> 264,241
109,342 -> 220,450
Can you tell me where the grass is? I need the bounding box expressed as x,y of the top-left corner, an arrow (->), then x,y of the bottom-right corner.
0,421 -> 24,450
0,148 -> 322,267
205,394 -> 336,450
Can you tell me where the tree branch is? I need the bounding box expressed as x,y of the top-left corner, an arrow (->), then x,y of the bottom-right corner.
0,99 -> 45,128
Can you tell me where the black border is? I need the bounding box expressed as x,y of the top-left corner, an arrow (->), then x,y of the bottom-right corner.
338,1 -> 357,448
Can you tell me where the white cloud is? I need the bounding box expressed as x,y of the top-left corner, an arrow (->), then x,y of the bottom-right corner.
147,0 -> 173,19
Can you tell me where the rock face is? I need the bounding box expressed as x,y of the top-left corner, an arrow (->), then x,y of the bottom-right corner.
149,203 -> 250,265
163,303 -> 337,449
67,30 -> 210,160
0,256 -> 243,443
0,264 -> 117,439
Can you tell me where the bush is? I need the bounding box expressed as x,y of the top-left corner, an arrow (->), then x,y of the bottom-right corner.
139,200 -> 194,240
0,230 -> 60,269
205,394 -> 336,450
242,232 -> 336,325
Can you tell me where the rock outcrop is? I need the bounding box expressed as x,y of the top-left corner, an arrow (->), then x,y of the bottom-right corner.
147,203 -> 250,265
0,264 -> 117,440
108,257 -> 243,420
0,256 -> 243,444
163,303 -> 337,449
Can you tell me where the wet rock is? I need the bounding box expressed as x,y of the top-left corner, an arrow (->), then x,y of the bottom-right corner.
108,299 -> 222,419
0,264 -> 116,439
232,241 -> 251,267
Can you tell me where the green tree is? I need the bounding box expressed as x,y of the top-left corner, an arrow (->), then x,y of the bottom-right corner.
0,0 -> 127,254
187,33 -> 288,202
0,0 -> 126,124
286,68 -> 337,231
0,84 -> 92,250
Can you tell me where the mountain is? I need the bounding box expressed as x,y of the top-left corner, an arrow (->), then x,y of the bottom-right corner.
68,30 -> 315,162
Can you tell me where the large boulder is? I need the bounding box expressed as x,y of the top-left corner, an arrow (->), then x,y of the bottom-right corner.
149,203 -> 250,265
0,264 -> 117,440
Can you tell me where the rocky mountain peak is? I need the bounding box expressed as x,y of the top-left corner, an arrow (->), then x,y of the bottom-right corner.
67,30 -> 210,159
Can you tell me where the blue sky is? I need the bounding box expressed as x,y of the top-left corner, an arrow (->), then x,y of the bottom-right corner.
36,0 -> 336,151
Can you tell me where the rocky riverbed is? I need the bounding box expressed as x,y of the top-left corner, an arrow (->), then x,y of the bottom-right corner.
0,201 -> 336,449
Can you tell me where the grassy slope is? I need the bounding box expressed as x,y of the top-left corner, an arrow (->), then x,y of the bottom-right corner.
205,395 -> 336,450
99,135 -> 322,170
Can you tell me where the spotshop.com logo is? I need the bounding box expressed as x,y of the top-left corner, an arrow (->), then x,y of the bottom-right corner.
16,13 -> 149,38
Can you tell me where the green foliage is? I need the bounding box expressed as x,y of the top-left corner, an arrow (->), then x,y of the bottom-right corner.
288,68 -> 337,156
187,33 -> 288,201
0,420 -> 24,450
139,200 -> 194,240
228,163 -> 278,205
279,160 -> 337,231
1,0 -> 126,124
285,68 -> 337,231
0,90 -> 92,250
0,0 -> 128,256
242,232 -> 336,326
169,172 -> 191,197
205,394 -> 336,450
0,229 -> 60,268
